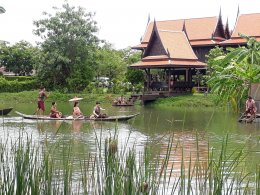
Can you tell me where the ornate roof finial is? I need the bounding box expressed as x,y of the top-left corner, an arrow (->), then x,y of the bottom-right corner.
182,20 -> 189,39
166,48 -> 170,58
224,18 -> 231,39
147,13 -> 150,26
237,4 -> 240,18
219,6 -> 222,19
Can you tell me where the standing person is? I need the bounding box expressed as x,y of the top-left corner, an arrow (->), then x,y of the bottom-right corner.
90,101 -> 106,118
73,101 -> 83,118
37,86 -> 48,116
50,102 -> 62,118
245,96 -> 257,118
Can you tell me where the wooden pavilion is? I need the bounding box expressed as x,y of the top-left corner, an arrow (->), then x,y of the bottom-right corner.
130,22 -> 207,103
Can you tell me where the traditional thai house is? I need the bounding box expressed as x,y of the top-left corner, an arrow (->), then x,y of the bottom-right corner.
132,11 -> 226,62
130,11 -> 260,103
130,22 -> 207,103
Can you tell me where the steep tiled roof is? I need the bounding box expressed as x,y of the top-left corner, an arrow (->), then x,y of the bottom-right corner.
221,13 -> 260,45
231,13 -> 260,38
142,20 -> 184,43
130,29 -> 206,68
141,17 -> 219,44
158,30 -> 198,59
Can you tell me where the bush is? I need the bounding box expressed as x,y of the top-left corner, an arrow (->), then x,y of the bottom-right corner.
4,76 -> 35,81
0,77 -> 37,92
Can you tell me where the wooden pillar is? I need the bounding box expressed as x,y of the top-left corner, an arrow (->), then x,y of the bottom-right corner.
185,69 -> 189,82
188,68 -> 192,82
147,68 -> 151,91
168,68 -> 171,92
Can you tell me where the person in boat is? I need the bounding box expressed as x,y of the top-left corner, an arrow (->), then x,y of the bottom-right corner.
90,101 -> 107,118
36,86 -> 48,116
245,96 -> 257,118
73,101 -> 84,118
50,102 -> 62,118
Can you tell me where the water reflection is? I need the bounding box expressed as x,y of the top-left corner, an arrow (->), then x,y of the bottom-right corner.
151,131 -> 208,177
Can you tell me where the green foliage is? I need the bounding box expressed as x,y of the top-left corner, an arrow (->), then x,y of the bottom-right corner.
126,68 -> 144,84
95,43 -> 126,81
153,94 -> 218,108
33,3 -> 99,92
0,77 -> 37,92
4,76 -> 35,81
206,36 -> 260,110
0,41 -> 39,75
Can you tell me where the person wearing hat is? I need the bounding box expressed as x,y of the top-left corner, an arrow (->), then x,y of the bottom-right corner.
90,101 -> 106,119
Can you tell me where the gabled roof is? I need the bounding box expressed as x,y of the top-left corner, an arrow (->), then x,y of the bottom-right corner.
221,13 -> 260,45
145,17 -> 221,42
133,16 -> 224,49
130,26 -> 206,69
231,13 -> 260,38
157,30 -> 198,59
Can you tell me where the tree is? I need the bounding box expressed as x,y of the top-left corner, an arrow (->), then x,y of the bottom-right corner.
0,41 -> 38,75
33,3 -> 99,91
123,49 -> 144,84
95,43 -> 126,81
207,35 -> 260,110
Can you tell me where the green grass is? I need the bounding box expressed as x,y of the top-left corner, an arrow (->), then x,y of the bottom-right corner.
0,90 -> 118,104
152,93 -> 219,108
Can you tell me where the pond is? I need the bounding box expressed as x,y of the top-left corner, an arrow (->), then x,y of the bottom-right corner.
0,101 -> 259,194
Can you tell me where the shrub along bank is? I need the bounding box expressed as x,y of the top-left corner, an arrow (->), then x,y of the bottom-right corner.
151,93 -> 219,108
0,77 -> 37,93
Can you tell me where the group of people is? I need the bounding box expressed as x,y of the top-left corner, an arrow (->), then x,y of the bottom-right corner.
36,87 -> 106,119
113,96 -> 132,105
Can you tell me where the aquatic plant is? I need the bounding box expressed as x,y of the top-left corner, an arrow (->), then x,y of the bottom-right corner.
0,131 -> 258,194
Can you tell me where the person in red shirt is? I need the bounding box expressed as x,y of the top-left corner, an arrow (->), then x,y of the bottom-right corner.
50,102 -> 62,118
37,86 -> 48,116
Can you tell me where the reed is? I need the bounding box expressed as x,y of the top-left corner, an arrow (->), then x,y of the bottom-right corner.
0,130 -> 258,194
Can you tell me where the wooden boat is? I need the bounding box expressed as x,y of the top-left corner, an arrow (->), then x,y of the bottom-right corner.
15,111 -> 139,121
238,113 -> 260,123
0,107 -> 13,115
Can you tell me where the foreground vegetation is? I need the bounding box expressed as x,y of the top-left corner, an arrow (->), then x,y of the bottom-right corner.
0,129 -> 259,194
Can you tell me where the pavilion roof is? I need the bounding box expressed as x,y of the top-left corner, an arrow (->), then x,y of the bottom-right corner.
221,13 -> 260,45
140,16 -> 220,45
156,30 -> 198,59
130,28 -> 206,69
130,58 -> 206,69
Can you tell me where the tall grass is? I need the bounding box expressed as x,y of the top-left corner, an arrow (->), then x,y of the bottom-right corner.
0,131 -> 258,194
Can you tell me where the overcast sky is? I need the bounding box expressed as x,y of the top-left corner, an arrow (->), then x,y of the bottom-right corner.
0,0 -> 260,49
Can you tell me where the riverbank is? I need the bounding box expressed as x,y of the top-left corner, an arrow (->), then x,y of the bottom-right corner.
151,93 -> 218,108
0,90 -> 118,105
0,91 -> 218,108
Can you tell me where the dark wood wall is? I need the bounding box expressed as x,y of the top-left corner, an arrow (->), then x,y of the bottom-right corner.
192,46 -> 214,62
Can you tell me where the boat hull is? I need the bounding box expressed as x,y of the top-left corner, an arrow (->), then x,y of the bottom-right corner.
0,108 -> 13,115
15,111 -> 138,121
